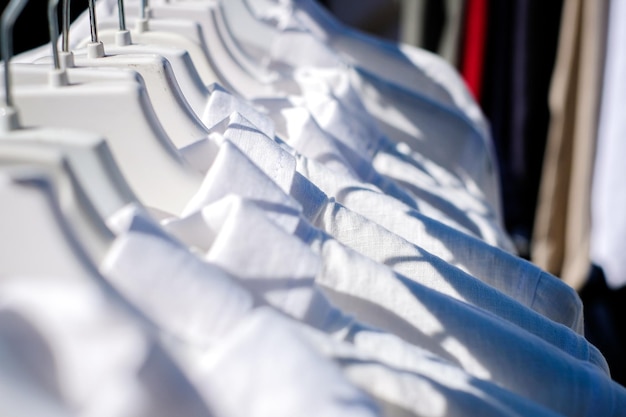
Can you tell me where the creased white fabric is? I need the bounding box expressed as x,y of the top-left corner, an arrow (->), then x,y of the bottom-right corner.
293,152 -> 583,333
161,194 -> 621,416
0,276 -> 213,417
172,307 -> 383,417
176,101 -> 585,335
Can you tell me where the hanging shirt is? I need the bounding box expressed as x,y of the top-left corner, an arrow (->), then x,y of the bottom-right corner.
183,306 -> 564,417
0,276 -> 214,417
285,67 -> 503,222
292,152 -> 582,333
105,197 -> 573,416
197,83 -> 506,246
245,0 -> 491,142
56,0 -> 513,250
253,94 -> 513,251
182,106 -> 584,333
159,194 -> 622,416
57,199 -> 567,417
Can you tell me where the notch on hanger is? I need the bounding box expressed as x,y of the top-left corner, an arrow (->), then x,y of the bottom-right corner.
6,0 -> 204,216
54,0 -> 213,147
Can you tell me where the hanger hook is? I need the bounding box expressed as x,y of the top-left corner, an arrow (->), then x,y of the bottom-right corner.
117,0 -> 126,31
85,0 -> 105,58
1,0 -> 29,109
62,0 -> 71,52
135,0 -> 149,33
88,0 -> 99,43
48,0 -> 62,70
115,0 -> 133,46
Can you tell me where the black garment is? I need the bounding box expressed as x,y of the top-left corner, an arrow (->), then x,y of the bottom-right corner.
580,265 -> 626,387
422,0 -> 445,53
522,0 -> 564,244
480,0 -> 516,248
480,0 -> 563,258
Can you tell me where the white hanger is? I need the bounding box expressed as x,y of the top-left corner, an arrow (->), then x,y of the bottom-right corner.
2,1 -> 149,87
0,133 -> 138,220
37,0 -> 212,149
0,150 -> 115,275
156,0 -> 280,97
0,0 -> 111,275
6,0 -> 203,216
217,0 -> 282,64
90,0 -> 220,88
0,0 -> 150,272
69,0 -> 215,116
72,0 -> 278,97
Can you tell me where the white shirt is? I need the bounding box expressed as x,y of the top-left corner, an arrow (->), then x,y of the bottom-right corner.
254,95 -> 513,250
160,195 -> 621,415
202,85 -> 493,239
97,197 -> 583,417
181,107 -> 584,334
172,307 -> 383,417
293,152 -> 584,333
186,306 -> 564,417
0,276 -> 214,417
214,0 -> 502,220
590,0 -> 626,289
228,0 -> 491,143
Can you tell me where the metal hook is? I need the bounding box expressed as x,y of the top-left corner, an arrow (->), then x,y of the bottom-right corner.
88,0 -> 98,43
48,0 -> 62,71
1,0 -> 29,109
118,0 -> 126,31
115,0 -> 133,46
47,0 -> 70,86
62,0 -> 71,52
86,0 -> 105,58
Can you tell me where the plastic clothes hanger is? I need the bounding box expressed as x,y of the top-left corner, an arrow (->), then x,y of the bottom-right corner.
7,0 -> 203,216
1,0 -> 139,223
86,0 -> 220,89
70,0 -> 214,116
0,133 -> 139,221
159,0 -> 285,97
0,0 -> 116,273
1,0 -> 149,89
86,0 -> 278,97
39,0 -> 212,149
216,0 -> 282,65
0,151 -> 116,275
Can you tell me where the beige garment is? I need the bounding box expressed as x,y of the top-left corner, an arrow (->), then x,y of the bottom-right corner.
399,0 -> 466,68
399,0 -> 427,47
439,0 -> 466,68
532,0 -> 608,290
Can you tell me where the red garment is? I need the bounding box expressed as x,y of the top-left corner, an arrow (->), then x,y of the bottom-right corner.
461,0 -> 489,100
